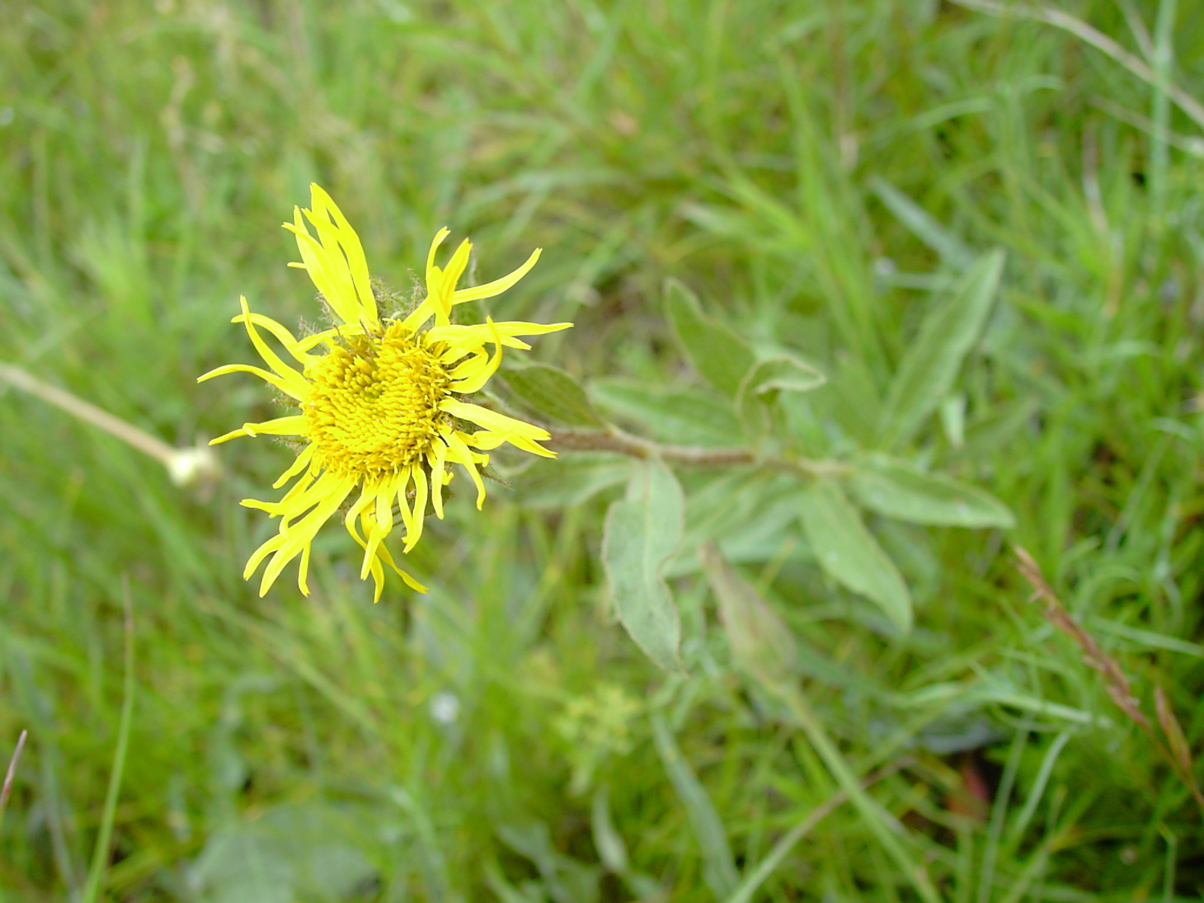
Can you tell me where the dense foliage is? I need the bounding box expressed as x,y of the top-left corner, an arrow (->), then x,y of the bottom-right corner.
2,1 -> 1203,899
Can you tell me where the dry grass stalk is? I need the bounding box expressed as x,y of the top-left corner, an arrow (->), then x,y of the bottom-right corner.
0,729 -> 28,825
1013,546 -> 1203,812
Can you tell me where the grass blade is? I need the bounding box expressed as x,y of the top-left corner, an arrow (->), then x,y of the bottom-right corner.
879,249 -> 1005,448
80,583 -> 136,903
652,713 -> 739,899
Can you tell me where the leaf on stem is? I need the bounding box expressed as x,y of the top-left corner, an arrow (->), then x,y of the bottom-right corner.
664,278 -> 756,400
602,458 -> 685,672
591,379 -> 743,447
498,363 -> 607,428
701,543 -> 796,690
508,453 -> 632,509
848,454 -> 1015,528
799,480 -> 913,633
735,354 -> 827,429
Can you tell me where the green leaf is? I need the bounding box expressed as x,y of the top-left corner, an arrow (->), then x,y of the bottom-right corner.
869,176 -> 974,267
602,458 -> 685,672
189,830 -> 294,903
188,804 -> 378,903
669,472 -> 801,576
740,354 -> 827,396
735,354 -> 827,429
591,379 -> 743,447
664,278 -> 756,399
799,480 -> 912,633
848,455 -> 1016,528
879,249 -> 1005,447
498,363 -> 606,427
700,543 -> 795,689
939,394 -> 966,448
811,353 -> 884,446
590,786 -> 630,875
508,453 -> 631,509
651,712 -> 739,898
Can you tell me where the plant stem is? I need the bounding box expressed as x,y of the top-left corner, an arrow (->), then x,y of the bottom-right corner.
548,428 -> 852,477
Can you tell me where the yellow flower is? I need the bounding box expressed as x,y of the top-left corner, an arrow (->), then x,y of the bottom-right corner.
200,184 -> 570,599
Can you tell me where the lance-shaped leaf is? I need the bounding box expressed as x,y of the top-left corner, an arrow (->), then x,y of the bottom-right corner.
499,363 -> 607,428
592,379 -> 743,447
799,480 -> 912,633
664,278 -> 756,400
879,249 -> 1005,448
848,454 -> 1016,529
602,458 -> 685,672
700,543 -> 796,690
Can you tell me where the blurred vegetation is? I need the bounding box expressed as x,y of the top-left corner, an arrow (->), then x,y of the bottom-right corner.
2,0 -> 1204,900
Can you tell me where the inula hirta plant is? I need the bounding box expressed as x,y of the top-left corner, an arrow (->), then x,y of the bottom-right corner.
200,184 -> 570,599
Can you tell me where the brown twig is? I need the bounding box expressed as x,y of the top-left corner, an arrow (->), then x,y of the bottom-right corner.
1013,546 -> 1204,812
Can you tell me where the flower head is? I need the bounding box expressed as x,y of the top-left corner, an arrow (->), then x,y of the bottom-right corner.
200,184 -> 570,599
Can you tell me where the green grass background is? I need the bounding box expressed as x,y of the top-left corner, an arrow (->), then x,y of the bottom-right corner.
3,0 -> 1204,899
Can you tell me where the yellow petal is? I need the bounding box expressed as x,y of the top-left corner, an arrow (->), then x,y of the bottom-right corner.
239,415 -> 307,438
449,319 -> 503,394
233,311 -> 317,366
272,443 -> 317,490
197,363 -> 307,401
307,184 -> 375,321
404,466 -> 429,552
428,438 -> 449,519
451,247 -> 541,304
445,431 -> 487,509
235,297 -> 312,388
440,399 -> 550,438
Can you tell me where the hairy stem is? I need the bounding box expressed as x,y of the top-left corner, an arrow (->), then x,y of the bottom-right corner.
548,428 -> 852,477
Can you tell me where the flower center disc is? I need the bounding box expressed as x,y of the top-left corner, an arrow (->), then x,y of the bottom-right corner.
304,322 -> 450,475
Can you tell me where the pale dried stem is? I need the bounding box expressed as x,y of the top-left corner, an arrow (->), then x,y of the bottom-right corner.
0,362 -> 220,488
0,362 -> 177,465
0,729 -> 28,822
